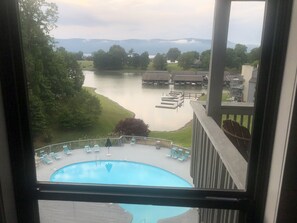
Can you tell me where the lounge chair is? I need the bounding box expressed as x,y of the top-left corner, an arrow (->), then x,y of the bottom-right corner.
178,151 -> 190,162
63,145 -> 72,155
41,154 -> 53,165
50,152 -> 61,160
175,148 -> 183,159
167,147 -> 177,158
130,137 -> 136,145
93,144 -> 100,152
84,145 -> 92,153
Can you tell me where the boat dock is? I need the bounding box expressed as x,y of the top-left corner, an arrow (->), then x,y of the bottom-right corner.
155,91 -> 205,109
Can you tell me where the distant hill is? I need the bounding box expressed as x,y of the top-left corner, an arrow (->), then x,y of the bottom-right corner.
54,38 -> 258,55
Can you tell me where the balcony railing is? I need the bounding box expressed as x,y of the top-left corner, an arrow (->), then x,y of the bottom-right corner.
191,101 -> 250,223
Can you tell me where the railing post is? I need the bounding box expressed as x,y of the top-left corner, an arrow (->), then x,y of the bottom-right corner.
206,0 -> 231,125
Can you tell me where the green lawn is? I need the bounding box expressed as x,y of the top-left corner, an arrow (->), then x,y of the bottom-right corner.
149,121 -> 192,148
78,60 -> 94,70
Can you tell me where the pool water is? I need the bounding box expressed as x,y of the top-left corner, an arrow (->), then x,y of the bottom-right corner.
50,160 -> 192,223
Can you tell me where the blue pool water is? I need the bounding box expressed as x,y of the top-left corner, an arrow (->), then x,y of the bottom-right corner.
50,160 -> 192,223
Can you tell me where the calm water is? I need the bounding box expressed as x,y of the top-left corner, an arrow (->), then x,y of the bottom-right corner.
83,70 -> 206,131
50,160 -> 192,223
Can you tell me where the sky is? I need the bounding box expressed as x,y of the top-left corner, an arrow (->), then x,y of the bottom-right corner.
49,0 -> 265,45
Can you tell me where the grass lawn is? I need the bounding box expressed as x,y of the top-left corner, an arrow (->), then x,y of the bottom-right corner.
78,60 -> 94,70
149,121 -> 192,148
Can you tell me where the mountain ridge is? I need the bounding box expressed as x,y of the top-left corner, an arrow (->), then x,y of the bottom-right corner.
54,38 -> 258,55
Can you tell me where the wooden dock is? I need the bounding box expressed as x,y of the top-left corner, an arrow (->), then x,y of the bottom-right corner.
156,91 -> 204,109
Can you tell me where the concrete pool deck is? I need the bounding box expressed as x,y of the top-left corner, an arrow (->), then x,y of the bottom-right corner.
37,143 -> 198,223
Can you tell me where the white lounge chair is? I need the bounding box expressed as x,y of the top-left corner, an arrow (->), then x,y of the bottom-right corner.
50,152 -> 61,160
84,145 -> 92,153
93,144 -> 100,152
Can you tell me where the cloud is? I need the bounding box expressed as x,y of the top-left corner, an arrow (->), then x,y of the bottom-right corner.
49,0 -> 264,44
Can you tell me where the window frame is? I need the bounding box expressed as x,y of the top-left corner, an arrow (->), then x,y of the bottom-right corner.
0,0 -> 293,222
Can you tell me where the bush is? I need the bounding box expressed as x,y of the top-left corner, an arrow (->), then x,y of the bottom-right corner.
114,118 -> 150,136
58,89 -> 101,129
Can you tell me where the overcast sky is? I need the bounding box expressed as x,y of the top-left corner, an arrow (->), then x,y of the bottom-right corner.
50,0 -> 265,45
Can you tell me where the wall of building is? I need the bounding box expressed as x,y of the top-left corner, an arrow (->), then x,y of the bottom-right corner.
264,0 -> 297,221
242,65 -> 254,102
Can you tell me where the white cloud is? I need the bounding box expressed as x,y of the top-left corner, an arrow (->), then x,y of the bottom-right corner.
49,0 -> 264,44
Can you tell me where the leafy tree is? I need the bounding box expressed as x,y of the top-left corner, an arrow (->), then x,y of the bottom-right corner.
139,52 -> 150,70
93,45 -> 127,70
58,89 -> 101,129
108,45 -> 127,69
93,50 -> 108,69
166,48 -> 181,62
178,51 -> 200,70
225,44 -> 248,70
114,118 -> 150,136
234,44 -> 248,67
200,50 -> 211,70
19,0 -> 100,140
153,53 -> 167,70
74,51 -> 84,60
247,47 -> 261,66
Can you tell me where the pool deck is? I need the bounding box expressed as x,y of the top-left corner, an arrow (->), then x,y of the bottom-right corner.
37,143 -> 199,222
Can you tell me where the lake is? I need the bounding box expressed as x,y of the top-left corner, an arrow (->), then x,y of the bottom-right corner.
83,70 -> 206,131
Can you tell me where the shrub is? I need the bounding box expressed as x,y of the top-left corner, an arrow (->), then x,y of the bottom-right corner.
114,118 -> 150,136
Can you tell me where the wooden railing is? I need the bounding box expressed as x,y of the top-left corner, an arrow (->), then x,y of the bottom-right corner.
221,102 -> 254,132
191,101 -> 248,223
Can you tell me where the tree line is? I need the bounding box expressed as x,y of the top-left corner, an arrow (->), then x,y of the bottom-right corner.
91,44 -> 260,72
20,0 -> 101,142
93,46 -> 150,70
153,45 -> 260,71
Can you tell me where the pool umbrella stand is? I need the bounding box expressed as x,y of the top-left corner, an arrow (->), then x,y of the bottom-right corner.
105,138 -> 112,156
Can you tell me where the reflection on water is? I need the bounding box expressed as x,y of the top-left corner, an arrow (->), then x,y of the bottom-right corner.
83,70 -> 206,131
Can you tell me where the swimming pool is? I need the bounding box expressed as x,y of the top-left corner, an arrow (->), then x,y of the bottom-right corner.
50,160 -> 192,223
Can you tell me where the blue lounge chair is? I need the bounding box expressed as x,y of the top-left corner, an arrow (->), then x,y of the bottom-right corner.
84,145 -> 92,153
178,151 -> 190,162
175,148 -> 184,159
41,154 -> 53,165
63,145 -> 72,155
93,144 -> 100,152
167,147 -> 177,158
50,152 -> 61,160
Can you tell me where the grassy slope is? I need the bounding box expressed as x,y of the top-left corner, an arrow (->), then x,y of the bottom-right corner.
49,87 -> 134,144
78,60 -> 94,70
149,121 -> 193,148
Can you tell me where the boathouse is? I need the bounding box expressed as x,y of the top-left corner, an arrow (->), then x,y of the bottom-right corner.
142,71 -> 170,85
172,71 -> 204,86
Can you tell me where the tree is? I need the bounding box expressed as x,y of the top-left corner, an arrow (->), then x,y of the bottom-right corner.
58,89 -> 101,129
93,50 -> 108,70
200,50 -> 211,70
139,52 -> 150,70
74,51 -> 84,60
114,118 -> 150,136
247,47 -> 261,66
93,45 -> 127,70
108,45 -> 127,69
19,0 -> 100,139
178,51 -> 200,70
166,48 -> 181,62
234,44 -> 248,67
153,53 -> 167,70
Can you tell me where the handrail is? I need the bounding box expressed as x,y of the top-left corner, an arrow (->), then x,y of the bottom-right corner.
35,135 -> 190,154
191,101 -> 247,189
